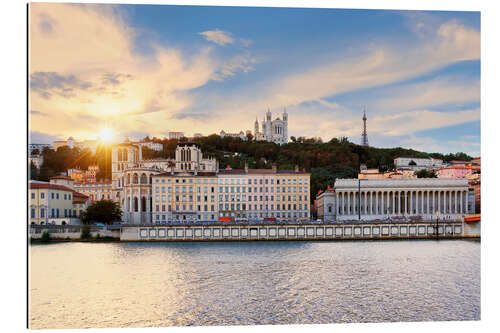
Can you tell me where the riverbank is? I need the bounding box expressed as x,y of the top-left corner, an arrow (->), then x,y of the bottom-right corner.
29,220 -> 480,242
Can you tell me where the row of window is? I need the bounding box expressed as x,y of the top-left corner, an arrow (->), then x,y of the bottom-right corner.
30,208 -> 77,218
153,211 -> 309,221
154,204 -> 216,212
30,192 -> 72,201
155,186 -> 215,194
155,178 -> 217,184
154,194 -> 308,203
151,203 -> 309,213
218,178 -> 309,185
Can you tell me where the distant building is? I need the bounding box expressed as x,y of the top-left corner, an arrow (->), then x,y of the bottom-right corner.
136,141 -> 163,151
254,108 -> 288,145
167,132 -> 185,140
394,157 -> 443,171
68,165 -> 99,183
193,133 -> 203,138
52,137 -> 99,154
220,130 -> 247,141
358,168 -> 416,179
437,166 -> 478,179
28,143 -> 51,154
29,155 -> 44,168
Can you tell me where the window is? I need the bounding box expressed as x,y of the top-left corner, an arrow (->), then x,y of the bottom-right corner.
31,193 -> 35,199
56,193 -> 59,199
51,193 -> 54,199
31,208 -> 35,218
41,193 -> 45,199
40,208 -> 45,218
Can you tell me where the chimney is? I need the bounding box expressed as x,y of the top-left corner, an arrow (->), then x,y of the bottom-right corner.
244,162 -> 248,174
272,165 -> 277,173
294,165 -> 299,173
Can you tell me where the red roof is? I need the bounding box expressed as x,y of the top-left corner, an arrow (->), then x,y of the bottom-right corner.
30,183 -> 73,191
50,175 -> 73,180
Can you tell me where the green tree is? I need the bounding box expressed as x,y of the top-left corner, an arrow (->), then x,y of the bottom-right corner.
81,200 -> 122,224
416,169 -> 438,178
30,161 -> 39,180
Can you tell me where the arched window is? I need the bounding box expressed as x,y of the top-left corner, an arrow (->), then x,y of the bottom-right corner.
61,221 -> 66,225
140,173 -> 147,184
118,149 -> 122,161
133,173 -> 138,184
134,197 -> 138,212
141,197 -> 146,212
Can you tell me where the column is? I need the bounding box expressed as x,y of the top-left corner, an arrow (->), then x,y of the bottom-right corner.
392,192 -> 395,215
410,191 -> 413,215
460,191 -> 463,214
353,191 -> 357,216
404,192 -> 407,215
438,191 -> 441,214
341,192 -> 344,215
448,191 -> 453,214
376,192 -> 379,215
347,192 -> 351,216
370,192 -> 373,215
454,190 -> 458,214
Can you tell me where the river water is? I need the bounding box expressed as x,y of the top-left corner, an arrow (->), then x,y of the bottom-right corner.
29,240 -> 480,329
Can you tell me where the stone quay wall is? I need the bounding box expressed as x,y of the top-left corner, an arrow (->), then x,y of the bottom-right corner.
120,221 -> 474,242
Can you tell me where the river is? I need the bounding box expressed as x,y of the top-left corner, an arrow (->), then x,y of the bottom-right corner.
29,239 -> 480,329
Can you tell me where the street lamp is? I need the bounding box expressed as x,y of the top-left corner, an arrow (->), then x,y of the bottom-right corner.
435,210 -> 440,239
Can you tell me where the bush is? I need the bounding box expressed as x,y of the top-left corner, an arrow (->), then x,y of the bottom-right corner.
40,231 -> 50,243
80,225 -> 91,239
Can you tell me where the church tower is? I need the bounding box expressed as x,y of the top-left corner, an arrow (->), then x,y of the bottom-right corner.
283,107 -> 288,143
361,107 -> 369,146
254,117 -> 259,137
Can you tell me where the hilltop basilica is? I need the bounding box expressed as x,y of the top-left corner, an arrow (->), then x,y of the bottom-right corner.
254,109 -> 288,145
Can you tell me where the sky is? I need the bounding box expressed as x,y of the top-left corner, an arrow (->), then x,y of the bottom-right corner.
28,3 -> 480,156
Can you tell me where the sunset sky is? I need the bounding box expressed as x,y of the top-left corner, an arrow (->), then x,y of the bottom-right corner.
28,3 -> 480,156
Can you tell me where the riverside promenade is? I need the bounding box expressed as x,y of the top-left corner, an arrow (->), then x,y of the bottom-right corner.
30,220 -> 480,242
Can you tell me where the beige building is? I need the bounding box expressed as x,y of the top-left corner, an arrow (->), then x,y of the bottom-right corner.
152,171 -> 218,224
29,182 -> 75,225
74,181 -> 112,202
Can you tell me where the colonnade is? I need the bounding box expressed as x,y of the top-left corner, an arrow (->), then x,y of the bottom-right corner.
336,189 -> 468,217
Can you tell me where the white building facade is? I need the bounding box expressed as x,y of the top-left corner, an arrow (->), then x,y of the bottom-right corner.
331,178 -> 470,222
254,109 -> 288,145
219,130 -> 247,141
394,157 -> 443,171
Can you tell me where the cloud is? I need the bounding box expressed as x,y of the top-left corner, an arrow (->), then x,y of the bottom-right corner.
29,71 -> 92,99
212,52 -> 256,81
30,109 -> 49,116
29,3 -> 221,140
101,72 -> 133,86
369,76 -> 480,112
198,29 -> 234,45
29,130 -> 62,144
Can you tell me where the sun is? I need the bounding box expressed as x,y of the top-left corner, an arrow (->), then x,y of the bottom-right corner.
99,127 -> 114,143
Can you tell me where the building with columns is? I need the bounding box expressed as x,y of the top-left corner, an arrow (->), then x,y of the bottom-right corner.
316,178 -> 470,222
